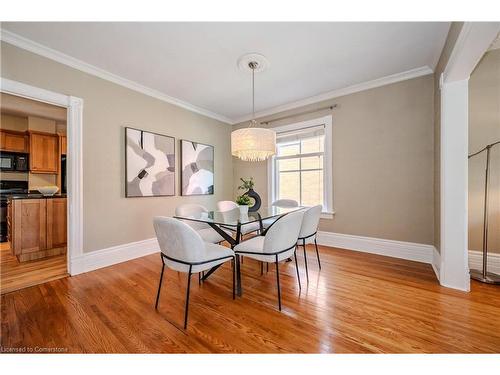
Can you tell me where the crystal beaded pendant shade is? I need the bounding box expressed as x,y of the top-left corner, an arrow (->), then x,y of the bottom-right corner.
231,56 -> 276,162
231,127 -> 276,162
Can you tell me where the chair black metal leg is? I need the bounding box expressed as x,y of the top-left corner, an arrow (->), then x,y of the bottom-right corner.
266,263 -> 269,273
303,239 -> 309,283
155,263 -> 165,309
236,254 -> 242,296
232,258 -> 236,300
314,238 -> 321,270
184,266 -> 192,329
294,250 -> 301,290
198,272 -> 201,285
275,255 -> 281,311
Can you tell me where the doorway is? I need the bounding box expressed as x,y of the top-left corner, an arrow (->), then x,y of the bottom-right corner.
467,41 -> 500,283
1,93 -> 69,293
0,78 -> 83,293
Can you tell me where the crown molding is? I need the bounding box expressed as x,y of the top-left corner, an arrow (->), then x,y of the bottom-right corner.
232,65 -> 434,124
0,29 -> 234,125
443,22 -> 500,83
488,29 -> 500,51
1,28 -> 436,126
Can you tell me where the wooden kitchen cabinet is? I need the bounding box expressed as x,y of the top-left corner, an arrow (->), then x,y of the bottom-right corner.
46,198 -> 67,250
0,129 -> 29,153
10,199 -> 47,259
29,131 -> 59,173
59,135 -> 67,155
9,197 -> 67,262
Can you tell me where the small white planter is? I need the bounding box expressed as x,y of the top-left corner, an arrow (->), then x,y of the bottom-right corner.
239,205 -> 249,215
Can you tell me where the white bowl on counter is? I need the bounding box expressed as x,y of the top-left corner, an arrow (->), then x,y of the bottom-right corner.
37,186 -> 59,196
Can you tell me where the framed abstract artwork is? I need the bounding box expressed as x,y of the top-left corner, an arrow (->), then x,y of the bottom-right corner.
181,140 -> 214,195
125,127 -> 175,197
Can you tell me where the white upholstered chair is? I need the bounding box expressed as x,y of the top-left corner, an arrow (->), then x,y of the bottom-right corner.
216,200 -> 239,212
297,205 -> 322,282
175,204 -> 227,244
153,217 -> 235,329
262,199 -> 299,229
216,200 -> 260,238
233,210 -> 304,311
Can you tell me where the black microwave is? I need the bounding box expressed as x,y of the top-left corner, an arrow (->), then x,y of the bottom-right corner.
0,152 -> 29,172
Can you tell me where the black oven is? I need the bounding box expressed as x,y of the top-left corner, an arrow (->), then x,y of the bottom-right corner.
0,180 -> 29,242
0,152 -> 29,172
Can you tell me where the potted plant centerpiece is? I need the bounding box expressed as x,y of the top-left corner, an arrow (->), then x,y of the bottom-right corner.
237,177 -> 262,212
236,194 -> 251,215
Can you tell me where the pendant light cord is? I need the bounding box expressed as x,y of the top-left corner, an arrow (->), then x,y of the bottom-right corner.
252,65 -> 255,122
248,61 -> 257,128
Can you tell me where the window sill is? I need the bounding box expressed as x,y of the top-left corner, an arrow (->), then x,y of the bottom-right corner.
321,211 -> 335,220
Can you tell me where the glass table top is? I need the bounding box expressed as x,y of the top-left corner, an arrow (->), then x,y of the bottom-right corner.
174,206 -> 303,227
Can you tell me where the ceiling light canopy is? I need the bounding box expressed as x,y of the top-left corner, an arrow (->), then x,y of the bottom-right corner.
231,54 -> 276,162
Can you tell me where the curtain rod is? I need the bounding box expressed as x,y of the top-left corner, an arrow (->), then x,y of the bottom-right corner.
261,104 -> 338,125
468,140 -> 500,159
277,123 -> 325,135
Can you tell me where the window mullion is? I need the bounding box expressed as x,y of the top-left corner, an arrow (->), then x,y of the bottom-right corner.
275,151 -> 324,161
299,141 -> 302,206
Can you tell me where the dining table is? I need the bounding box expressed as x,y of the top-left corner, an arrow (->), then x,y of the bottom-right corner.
174,205 -> 303,296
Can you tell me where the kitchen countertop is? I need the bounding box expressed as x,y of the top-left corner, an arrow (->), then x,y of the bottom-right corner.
7,194 -> 67,200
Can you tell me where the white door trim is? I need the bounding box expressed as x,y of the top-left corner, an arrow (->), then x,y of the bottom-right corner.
1,77 -> 84,275
439,78 -> 469,291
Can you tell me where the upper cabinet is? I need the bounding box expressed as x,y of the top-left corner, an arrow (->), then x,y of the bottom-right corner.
0,129 -> 29,153
59,135 -> 67,155
29,131 -> 59,174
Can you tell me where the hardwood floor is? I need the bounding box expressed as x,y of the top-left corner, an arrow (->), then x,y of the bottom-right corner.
1,244 -> 500,353
0,242 -> 68,295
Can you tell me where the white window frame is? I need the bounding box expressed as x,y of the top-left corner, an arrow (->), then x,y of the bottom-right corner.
267,115 -> 334,218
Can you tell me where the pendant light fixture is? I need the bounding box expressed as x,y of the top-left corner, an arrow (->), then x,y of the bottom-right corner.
231,54 -> 276,162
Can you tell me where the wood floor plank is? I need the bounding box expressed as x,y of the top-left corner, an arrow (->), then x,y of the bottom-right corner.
1,244 -> 500,353
1,244 -> 68,295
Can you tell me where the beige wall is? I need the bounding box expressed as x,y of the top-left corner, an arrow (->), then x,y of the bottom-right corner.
1,113 -> 28,130
28,116 -> 56,133
0,171 -> 28,181
433,22 -> 464,253
234,75 -> 435,245
468,48 -> 500,254
29,173 -> 56,190
1,42 -> 233,253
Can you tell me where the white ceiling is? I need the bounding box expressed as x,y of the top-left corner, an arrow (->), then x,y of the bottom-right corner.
2,22 -> 450,124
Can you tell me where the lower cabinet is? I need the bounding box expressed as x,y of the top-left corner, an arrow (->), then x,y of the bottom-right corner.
46,198 -> 67,250
9,198 -> 67,262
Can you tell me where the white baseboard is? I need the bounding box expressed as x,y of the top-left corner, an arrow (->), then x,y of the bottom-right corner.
432,247 -> 441,281
70,238 -> 159,275
316,231 -> 435,264
72,233 -> 495,283
468,250 -> 500,275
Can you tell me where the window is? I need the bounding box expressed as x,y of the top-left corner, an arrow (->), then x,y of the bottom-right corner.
268,116 -> 333,215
